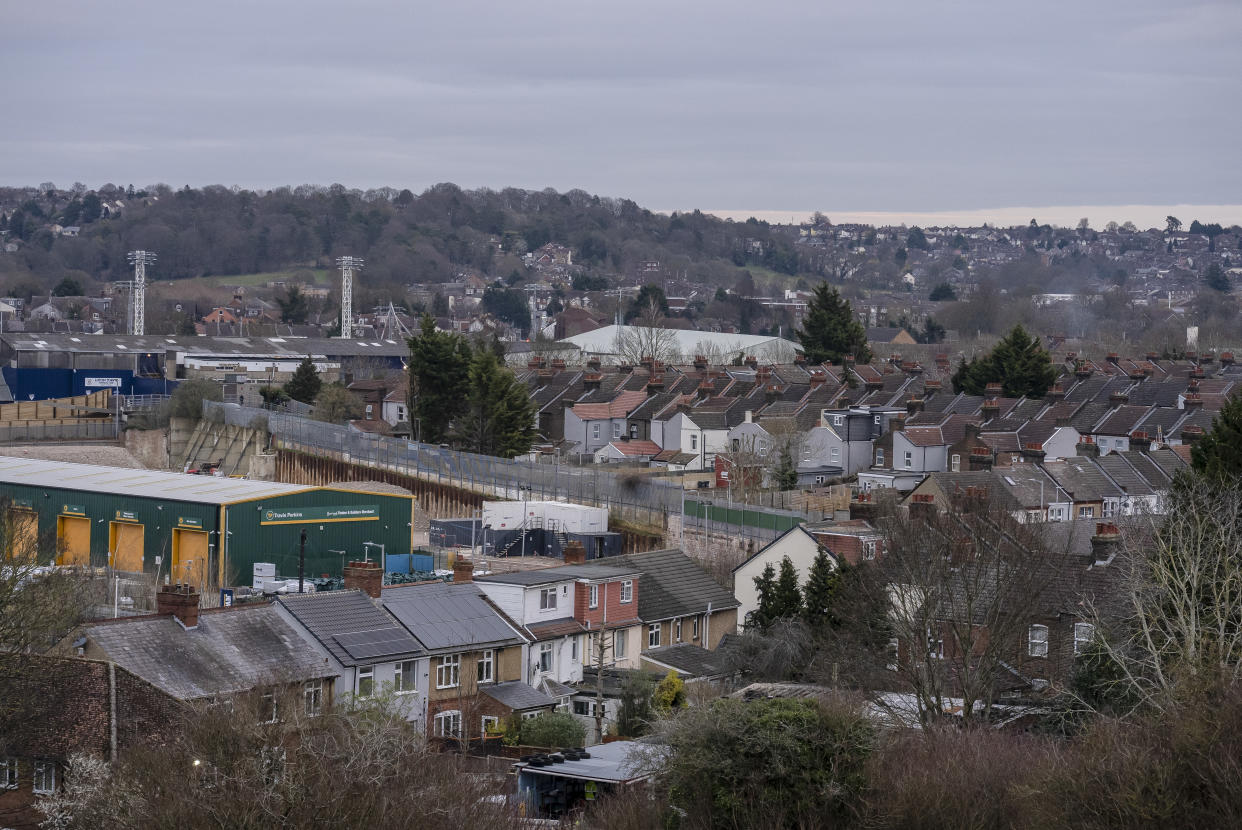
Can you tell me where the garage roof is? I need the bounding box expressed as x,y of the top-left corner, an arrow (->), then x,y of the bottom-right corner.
0,456 -> 313,505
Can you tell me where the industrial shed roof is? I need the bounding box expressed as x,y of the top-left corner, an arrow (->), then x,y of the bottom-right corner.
0,456 -> 313,504
0,332 -> 409,358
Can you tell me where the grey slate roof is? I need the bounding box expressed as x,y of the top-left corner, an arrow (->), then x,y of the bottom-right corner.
1095,453 -> 1157,496
613,549 -> 740,622
85,604 -> 332,701
1145,447 -> 1189,479
382,582 -> 525,652
480,679 -> 558,711
642,643 -> 732,678
277,589 -> 424,667
1042,457 -> 1124,501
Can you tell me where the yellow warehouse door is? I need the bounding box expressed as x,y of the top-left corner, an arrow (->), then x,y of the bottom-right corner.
173,528 -> 209,589
8,510 -> 39,563
110,522 -> 144,572
57,515 -> 91,566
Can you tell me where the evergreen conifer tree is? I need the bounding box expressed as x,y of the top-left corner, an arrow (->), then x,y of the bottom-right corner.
950,325 -> 1056,398
751,563 -> 778,629
774,442 -> 799,491
1205,263 -> 1231,293
796,283 -> 872,365
284,356 -> 322,403
453,349 -> 538,458
407,315 -> 471,444
1190,393 -> 1242,480
802,548 -> 841,632
773,556 -> 804,619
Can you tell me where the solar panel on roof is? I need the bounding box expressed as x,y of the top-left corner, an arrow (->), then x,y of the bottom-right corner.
333,627 -> 422,660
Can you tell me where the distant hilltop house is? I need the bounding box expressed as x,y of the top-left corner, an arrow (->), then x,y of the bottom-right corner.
864,327 -> 917,346
529,243 -> 573,268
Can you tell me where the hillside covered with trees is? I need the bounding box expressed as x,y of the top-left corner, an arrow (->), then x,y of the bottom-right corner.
0,183 -> 814,297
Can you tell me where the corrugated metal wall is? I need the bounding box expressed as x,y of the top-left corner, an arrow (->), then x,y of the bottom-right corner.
222,488 -> 415,586
0,480 -> 413,590
0,481 -> 219,574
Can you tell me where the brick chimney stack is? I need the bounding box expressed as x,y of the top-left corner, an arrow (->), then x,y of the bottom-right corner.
344,560 -> 383,598
563,540 -> 587,565
452,556 -> 474,584
1091,523 -> 1121,565
908,493 -> 937,523
157,584 -> 201,629
1076,435 -> 1100,457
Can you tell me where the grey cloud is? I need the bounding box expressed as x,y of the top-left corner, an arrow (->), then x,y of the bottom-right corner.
2,0 -> 1237,212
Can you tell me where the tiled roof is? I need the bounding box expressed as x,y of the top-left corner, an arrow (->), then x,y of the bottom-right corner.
1095,405 -> 1153,436
86,604 -> 331,701
480,680 -> 558,711
527,617 -> 587,640
572,390 -> 649,420
1042,458 -> 1124,501
381,582 -> 525,653
612,549 -> 739,622
1095,453 -> 1156,496
604,439 -> 662,457
278,589 -> 424,667
642,643 -> 732,678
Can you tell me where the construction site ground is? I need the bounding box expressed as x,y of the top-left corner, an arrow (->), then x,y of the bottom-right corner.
0,443 -> 146,468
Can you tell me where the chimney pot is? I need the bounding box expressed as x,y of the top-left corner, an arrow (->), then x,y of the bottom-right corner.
157,584 -> 201,629
344,559 -> 383,598
1091,523 -> 1121,564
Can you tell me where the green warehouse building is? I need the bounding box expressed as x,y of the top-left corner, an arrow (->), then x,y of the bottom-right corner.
0,457 -> 415,591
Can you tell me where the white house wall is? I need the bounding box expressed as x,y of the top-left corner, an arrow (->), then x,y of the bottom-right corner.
732,527 -> 832,625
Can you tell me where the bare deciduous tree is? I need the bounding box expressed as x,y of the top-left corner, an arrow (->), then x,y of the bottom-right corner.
717,432 -> 765,503
37,686 -> 526,830
612,301 -> 677,365
1086,475 -> 1242,711
871,495 -> 1065,727
0,499 -> 97,654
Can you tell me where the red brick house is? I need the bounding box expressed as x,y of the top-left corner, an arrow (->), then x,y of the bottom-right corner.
0,654 -> 182,829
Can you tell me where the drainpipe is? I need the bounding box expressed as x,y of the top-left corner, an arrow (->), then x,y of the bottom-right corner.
704,602 -> 712,649
109,661 -> 118,761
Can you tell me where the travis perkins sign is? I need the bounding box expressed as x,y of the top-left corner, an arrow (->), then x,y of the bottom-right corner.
260,505 -> 380,525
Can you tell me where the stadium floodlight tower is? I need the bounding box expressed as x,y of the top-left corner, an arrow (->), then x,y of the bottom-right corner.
126,250 -> 156,336
336,255 -> 364,339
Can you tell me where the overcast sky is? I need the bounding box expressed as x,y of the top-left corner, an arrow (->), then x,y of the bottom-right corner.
3,0 -> 1239,221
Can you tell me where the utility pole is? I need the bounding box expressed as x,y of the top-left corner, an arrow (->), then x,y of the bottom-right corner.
126,250 -> 156,336
298,528 -> 307,594
336,255 -> 364,339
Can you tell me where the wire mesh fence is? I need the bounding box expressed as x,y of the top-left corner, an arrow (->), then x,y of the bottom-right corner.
203,400 -> 811,544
